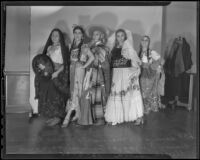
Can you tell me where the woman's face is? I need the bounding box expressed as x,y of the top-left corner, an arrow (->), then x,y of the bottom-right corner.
51,31 -> 60,44
74,29 -> 83,42
116,31 -> 126,45
141,36 -> 150,49
92,30 -> 101,42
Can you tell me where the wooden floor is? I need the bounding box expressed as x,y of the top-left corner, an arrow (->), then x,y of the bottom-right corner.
4,107 -> 198,159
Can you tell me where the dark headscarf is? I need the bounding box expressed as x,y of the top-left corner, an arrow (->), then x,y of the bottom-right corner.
42,28 -> 70,71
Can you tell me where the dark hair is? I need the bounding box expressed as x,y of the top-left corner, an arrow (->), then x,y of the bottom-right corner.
138,35 -> 151,62
113,29 -> 127,49
110,29 -> 127,64
70,26 -> 85,61
73,25 -> 85,35
42,28 -> 69,72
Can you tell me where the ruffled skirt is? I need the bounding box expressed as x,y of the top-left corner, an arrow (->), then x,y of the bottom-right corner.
105,68 -> 144,124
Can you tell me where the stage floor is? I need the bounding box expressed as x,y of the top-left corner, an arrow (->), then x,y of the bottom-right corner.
4,107 -> 198,159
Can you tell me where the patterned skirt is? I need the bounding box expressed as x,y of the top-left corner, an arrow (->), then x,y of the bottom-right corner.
38,77 -> 66,119
105,67 -> 144,124
78,67 -> 106,125
140,67 -> 162,114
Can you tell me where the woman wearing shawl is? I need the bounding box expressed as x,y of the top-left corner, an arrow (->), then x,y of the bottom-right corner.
61,25 -> 94,127
32,28 -> 70,126
139,35 -> 165,114
105,29 -> 144,125
77,25 -> 111,125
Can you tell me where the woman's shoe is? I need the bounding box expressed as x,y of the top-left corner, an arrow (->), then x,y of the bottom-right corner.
111,122 -> 117,126
134,118 -> 144,125
71,115 -> 78,122
47,117 -> 61,126
45,118 -> 55,124
61,118 -> 70,128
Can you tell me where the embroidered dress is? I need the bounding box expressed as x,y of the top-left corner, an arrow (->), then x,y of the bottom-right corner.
140,50 -> 164,114
105,47 -> 143,124
66,44 -> 88,118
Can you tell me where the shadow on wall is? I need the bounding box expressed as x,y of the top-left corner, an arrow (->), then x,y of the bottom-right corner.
89,12 -> 118,30
34,9 -> 162,55
119,20 -> 145,53
77,12 -> 118,43
149,24 -> 162,54
55,20 -> 72,45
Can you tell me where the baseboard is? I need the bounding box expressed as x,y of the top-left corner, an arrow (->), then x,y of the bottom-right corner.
6,104 -> 32,113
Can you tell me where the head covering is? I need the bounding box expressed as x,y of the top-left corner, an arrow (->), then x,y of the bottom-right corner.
86,25 -> 111,44
42,28 -> 70,71
107,29 -> 141,68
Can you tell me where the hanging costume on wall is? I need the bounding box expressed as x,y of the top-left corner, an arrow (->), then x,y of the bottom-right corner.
164,37 -> 193,101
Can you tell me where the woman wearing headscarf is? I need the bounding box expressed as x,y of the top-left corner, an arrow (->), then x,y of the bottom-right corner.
61,25 -> 94,127
105,29 -> 144,125
77,25 -> 111,125
139,35 -> 165,115
32,28 -> 70,126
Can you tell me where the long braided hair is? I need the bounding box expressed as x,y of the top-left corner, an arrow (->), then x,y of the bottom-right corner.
70,26 -> 85,62
138,35 -> 151,62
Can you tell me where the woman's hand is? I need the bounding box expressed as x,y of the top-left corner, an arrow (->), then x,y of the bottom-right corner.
51,72 -> 58,79
77,62 -> 85,69
156,65 -> 162,73
79,65 -> 85,69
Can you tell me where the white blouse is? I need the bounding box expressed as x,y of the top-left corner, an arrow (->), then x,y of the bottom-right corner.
47,45 -> 63,64
141,50 -> 160,63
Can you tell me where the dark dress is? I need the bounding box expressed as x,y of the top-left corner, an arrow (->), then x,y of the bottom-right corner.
33,46 -> 69,119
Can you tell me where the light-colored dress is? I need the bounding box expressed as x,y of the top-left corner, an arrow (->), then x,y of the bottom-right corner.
66,44 -> 88,118
105,47 -> 144,124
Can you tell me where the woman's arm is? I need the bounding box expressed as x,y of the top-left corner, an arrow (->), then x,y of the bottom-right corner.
81,47 -> 95,68
51,65 -> 64,79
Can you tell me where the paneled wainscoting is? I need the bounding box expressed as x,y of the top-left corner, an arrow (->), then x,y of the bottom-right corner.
5,71 -> 31,113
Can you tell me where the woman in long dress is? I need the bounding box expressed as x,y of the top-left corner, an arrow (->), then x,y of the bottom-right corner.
33,28 -> 70,126
61,25 -> 94,127
105,29 -> 144,125
139,35 -> 165,114
77,26 -> 111,125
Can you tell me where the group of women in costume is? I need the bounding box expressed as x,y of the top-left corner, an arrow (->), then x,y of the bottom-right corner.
32,25 -> 165,127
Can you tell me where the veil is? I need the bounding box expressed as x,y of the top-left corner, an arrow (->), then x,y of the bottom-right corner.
106,29 -> 141,68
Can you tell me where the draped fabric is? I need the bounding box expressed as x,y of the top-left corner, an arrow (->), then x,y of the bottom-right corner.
164,37 -> 193,100
78,42 -> 111,125
164,37 -> 193,77
65,41 -> 88,120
